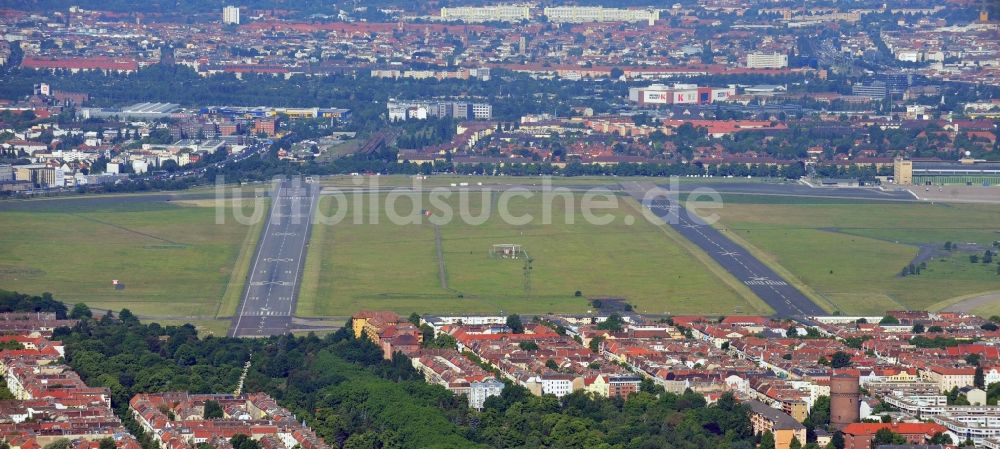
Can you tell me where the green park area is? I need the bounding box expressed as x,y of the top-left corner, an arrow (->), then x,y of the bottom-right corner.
298,191 -> 771,317
0,195 -> 265,319
709,198 -> 1000,316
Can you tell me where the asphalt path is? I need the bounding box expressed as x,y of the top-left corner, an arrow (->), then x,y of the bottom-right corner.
622,182 -> 827,318
671,181 -> 916,201
229,178 -> 319,337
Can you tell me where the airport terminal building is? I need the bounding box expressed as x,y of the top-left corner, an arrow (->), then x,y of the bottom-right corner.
894,157 -> 1000,186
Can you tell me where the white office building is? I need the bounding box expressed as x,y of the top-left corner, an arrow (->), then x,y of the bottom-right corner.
746,52 -> 788,69
440,5 -> 531,23
223,5 -> 240,25
543,6 -> 660,25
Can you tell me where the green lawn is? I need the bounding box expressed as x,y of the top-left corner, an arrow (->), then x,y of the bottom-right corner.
0,196 -> 263,318
151,319 -> 233,338
712,201 -> 1000,315
298,191 -> 770,317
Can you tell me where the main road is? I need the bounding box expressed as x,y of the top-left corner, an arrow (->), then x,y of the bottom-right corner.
229,178 -> 319,337
622,182 -> 827,318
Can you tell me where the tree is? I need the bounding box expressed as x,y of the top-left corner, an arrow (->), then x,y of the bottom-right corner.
982,322 -> 998,331
928,432 -> 953,445
879,315 -> 899,325
804,395 -> 831,431
759,431 -> 776,449
161,159 -> 180,173
947,387 -> 970,405
975,365 -> 985,389
506,314 -> 524,334
230,435 -> 260,449
831,431 -> 845,449
518,341 -> 539,351
407,312 -> 420,326
204,399 -> 224,419
589,336 -> 604,354
43,440 -> 70,449
545,359 -> 559,371
871,428 -> 906,446
928,325 -> 943,333
70,303 -> 93,319
831,351 -> 852,368
98,438 -> 115,449
787,325 -> 798,338
912,323 -> 925,333
597,313 -> 624,332
970,254 -> 980,263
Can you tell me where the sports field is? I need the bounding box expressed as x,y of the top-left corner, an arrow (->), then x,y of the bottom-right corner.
0,196 -> 265,318
298,191 -> 771,317
710,199 -> 1000,315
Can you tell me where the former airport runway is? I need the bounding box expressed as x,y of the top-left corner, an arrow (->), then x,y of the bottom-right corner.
623,182 -> 828,318
229,178 -> 319,337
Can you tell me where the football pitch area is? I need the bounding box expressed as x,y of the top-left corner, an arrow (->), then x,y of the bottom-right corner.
0,195 -> 266,320
297,191 -> 772,317
708,195 -> 1000,316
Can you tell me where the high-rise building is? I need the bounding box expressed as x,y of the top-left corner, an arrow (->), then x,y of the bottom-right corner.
851,81 -> 888,100
830,370 -> 860,430
439,5 -> 531,23
223,5 -> 240,25
746,52 -> 789,69
876,72 -> 911,95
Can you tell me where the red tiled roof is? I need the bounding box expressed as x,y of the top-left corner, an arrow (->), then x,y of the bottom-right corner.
841,422 -> 947,436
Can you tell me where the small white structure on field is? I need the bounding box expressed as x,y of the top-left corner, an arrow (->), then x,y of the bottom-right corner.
490,243 -> 525,259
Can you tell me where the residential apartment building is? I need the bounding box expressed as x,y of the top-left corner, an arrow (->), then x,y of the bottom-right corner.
746,52 -> 789,69
439,5 -> 531,23
543,7 -> 660,25
931,408 -> 1000,445
468,379 -> 505,410
387,100 -> 492,122
747,400 -> 806,449
921,366 -> 976,392
254,118 -> 276,136
223,6 -> 240,25
130,393 -> 331,449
